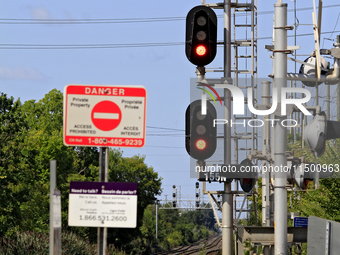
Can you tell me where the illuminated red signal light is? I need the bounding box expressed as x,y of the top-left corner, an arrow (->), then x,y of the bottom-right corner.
196,139 -> 206,150
186,6 -> 217,66
196,45 -> 207,56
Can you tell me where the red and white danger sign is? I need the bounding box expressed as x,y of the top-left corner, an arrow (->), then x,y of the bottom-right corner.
91,101 -> 122,131
63,85 -> 146,147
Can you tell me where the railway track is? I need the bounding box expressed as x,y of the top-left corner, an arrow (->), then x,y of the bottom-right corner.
153,237 -> 209,255
178,236 -> 222,255
153,235 -> 222,255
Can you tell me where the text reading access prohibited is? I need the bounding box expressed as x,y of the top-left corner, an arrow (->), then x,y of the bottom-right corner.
63,85 -> 146,147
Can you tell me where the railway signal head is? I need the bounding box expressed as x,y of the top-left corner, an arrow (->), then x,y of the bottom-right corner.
173,201 -> 177,208
304,112 -> 340,157
239,159 -> 256,192
185,5 -> 217,66
185,100 -> 217,160
292,161 -> 333,189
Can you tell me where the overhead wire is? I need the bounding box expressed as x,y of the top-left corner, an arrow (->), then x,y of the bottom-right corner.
1,3 -> 339,50
147,126 -> 184,132
1,5 -> 339,144
1,30 -> 340,50
0,42 -> 183,50
322,12 -> 340,48
144,145 -> 183,149
146,125 -> 184,138
0,4 -> 339,24
0,17 -> 184,24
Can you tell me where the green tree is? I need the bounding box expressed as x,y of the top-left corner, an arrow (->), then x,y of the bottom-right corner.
288,138 -> 340,221
15,90 -> 86,233
0,92 -> 28,235
1,89 -> 99,235
22,89 -> 63,134
138,205 -> 157,254
1,89 -> 163,248
166,230 -> 183,249
244,136 -> 340,228
0,89 -> 221,255
95,150 -> 162,253
154,208 -> 218,252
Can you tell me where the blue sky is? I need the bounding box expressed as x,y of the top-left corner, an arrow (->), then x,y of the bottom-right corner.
1,1 -> 340,202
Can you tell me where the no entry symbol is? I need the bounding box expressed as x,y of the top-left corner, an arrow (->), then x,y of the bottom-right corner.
91,101 -> 122,131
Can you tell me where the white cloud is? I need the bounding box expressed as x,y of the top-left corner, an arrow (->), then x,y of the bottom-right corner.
0,66 -> 45,81
30,5 -> 53,19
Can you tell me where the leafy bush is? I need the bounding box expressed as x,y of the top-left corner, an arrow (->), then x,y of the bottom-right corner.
62,232 -> 96,254
0,231 -> 96,255
0,231 -> 49,255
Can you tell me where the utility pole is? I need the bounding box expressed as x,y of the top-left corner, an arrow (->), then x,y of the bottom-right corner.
50,160 -> 61,255
273,2 -> 288,255
337,35 -> 340,121
156,201 -> 158,239
261,81 -> 273,255
338,80 -> 340,120
222,0 -> 233,254
97,147 -> 108,255
50,160 -> 56,255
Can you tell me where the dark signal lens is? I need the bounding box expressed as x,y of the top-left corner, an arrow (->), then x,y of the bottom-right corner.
243,178 -> 251,184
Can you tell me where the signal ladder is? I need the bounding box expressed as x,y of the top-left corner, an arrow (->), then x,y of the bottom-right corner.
232,0 -> 259,225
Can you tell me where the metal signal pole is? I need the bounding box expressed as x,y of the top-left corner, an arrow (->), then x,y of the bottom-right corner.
222,0 -> 233,254
273,2 -> 288,255
337,35 -> 340,121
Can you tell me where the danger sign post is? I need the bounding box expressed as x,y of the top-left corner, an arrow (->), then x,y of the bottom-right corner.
63,85 -> 146,147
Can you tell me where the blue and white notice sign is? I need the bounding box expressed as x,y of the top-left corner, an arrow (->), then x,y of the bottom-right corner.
294,217 -> 308,227
68,181 -> 137,228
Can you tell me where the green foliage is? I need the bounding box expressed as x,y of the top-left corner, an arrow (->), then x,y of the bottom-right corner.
0,231 -> 49,255
112,204 -> 219,254
166,230 -> 183,249
101,151 -> 162,253
21,89 -> 64,134
0,89 -> 219,254
244,137 -> 340,228
288,138 -> 340,221
243,240 -> 255,255
106,247 -> 127,255
154,207 -> 219,253
62,232 -> 96,254
0,89 -> 163,254
0,231 -> 96,255
0,92 -> 29,236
